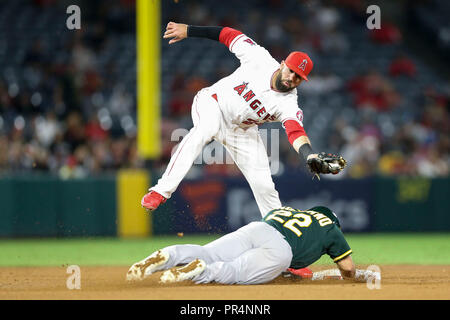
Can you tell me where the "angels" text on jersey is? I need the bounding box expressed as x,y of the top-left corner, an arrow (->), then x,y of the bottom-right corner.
234,82 -> 276,125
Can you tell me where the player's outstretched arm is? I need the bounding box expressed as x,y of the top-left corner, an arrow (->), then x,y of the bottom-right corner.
163,21 -> 230,45
163,21 -> 245,52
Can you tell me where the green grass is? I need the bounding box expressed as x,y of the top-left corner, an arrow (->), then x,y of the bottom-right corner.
0,235 -> 219,267
315,233 -> 450,266
0,233 -> 449,267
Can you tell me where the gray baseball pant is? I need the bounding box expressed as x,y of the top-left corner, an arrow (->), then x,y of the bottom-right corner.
155,222 -> 292,284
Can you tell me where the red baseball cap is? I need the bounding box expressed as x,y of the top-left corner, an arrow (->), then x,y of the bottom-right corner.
285,51 -> 313,81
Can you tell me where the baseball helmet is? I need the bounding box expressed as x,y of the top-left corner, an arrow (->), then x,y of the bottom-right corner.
308,206 -> 341,228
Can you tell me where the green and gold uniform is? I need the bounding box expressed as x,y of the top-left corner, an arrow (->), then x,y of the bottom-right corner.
262,206 -> 352,269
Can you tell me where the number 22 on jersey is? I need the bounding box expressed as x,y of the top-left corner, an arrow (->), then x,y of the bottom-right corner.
265,209 -> 312,237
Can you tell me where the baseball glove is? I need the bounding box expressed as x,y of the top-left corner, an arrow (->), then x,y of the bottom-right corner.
307,152 -> 347,177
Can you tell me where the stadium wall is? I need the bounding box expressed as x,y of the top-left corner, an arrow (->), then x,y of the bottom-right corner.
0,173 -> 448,237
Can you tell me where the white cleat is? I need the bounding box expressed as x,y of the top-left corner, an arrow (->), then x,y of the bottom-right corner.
126,250 -> 169,281
160,259 -> 206,284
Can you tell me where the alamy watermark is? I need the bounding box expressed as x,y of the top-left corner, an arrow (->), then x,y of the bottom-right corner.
366,5 -> 381,30
170,128 -> 281,174
66,265 -> 81,290
366,264 -> 381,290
66,5 -> 81,30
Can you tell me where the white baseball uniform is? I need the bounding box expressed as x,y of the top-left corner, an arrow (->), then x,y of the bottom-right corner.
152,27 -> 307,216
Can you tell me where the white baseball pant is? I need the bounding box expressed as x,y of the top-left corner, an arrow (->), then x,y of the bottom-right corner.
155,222 -> 293,284
151,88 -> 282,216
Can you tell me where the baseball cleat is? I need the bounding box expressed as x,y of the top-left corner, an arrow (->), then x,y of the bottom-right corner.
160,259 -> 206,283
126,250 -> 169,281
141,190 -> 167,212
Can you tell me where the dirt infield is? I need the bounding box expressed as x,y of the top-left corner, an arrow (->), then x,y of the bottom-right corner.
0,265 -> 449,300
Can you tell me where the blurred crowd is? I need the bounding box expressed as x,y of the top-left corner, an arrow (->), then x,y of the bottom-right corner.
328,85 -> 449,178
0,0 -> 141,178
0,0 -> 448,179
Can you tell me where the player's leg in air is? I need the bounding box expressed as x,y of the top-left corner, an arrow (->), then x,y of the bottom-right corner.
141,90 -> 221,211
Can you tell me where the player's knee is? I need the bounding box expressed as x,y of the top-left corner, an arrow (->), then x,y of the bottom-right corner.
186,125 -> 216,147
268,246 -> 292,271
262,258 -> 291,283
280,253 -> 293,270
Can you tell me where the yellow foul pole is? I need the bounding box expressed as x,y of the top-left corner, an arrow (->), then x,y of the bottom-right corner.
137,0 -> 161,159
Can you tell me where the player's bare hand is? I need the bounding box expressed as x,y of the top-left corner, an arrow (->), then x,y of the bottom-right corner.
163,21 -> 188,44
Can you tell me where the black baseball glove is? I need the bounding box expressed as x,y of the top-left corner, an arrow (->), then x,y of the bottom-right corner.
307,152 -> 347,176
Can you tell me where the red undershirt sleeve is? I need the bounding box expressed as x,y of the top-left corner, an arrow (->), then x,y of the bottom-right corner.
219,27 -> 243,48
283,120 -> 307,145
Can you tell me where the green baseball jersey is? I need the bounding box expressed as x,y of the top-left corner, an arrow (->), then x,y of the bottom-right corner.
262,206 -> 352,269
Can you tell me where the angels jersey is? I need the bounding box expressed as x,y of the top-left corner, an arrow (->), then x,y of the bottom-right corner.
206,28 -> 306,143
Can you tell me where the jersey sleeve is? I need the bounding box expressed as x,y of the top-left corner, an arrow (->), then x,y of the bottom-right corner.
283,119 -> 307,145
277,98 -> 308,145
325,227 -> 353,262
219,27 -> 272,65
277,95 -> 304,125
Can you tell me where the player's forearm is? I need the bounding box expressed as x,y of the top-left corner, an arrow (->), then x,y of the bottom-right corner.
164,22 -> 231,45
188,26 -> 243,49
293,136 -> 317,161
283,120 -> 316,162
335,255 -> 355,279
187,25 -> 223,41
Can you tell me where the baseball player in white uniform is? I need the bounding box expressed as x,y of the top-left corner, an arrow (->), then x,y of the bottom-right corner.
141,22 -> 344,216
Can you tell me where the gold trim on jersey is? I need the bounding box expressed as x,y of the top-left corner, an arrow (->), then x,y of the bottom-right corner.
333,249 -> 353,262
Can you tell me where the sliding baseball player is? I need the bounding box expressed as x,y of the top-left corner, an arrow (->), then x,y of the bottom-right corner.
126,206 -> 379,285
